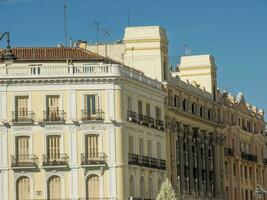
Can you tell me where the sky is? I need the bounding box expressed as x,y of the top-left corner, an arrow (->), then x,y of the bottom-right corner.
0,0 -> 266,119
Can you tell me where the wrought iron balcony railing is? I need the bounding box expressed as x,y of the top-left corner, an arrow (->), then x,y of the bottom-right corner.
11,154 -> 38,169
43,110 -> 65,122
127,111 -> 137,123
138,114 -> 148,126
128,153 -> 166,170
155,119 -> 164,131
81,109 -> 104,121
42,153 -> 69,167
241,152 -> 257,162
224,148 -> 234,156
81,153 -> 106,166
148,117 -> 155,128
12,111 -> 35,123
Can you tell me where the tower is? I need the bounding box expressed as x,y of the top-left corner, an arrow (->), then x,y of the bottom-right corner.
178,55 -> 217,100
123,26 -> 169,81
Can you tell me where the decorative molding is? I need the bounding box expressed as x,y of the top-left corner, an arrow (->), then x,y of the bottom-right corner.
44,126 -> 64,131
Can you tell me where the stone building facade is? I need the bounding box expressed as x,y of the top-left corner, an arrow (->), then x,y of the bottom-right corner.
83,25 -> 266,200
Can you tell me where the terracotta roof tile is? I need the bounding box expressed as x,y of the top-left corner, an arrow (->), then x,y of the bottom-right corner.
0,47 -> 108,62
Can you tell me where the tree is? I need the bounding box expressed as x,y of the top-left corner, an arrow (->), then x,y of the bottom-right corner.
156,178 -> 178,200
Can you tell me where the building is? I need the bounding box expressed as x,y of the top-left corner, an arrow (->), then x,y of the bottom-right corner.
0,47 -> 166,200
83,25 -> 267,200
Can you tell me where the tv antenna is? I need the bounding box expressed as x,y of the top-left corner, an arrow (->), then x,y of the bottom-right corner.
183,44 -> 191,56
93,21 -> 100,53
64,0 -> 68,46
102,28 -> 110,57
127,10 -> 131,26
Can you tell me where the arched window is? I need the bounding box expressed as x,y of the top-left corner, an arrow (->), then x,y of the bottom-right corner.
16,176 -> 30,200
47,175 -> 61,200
158,179 -> 162,192
130,175 -> 135,197
149,178 -> 153,199
140,177 -> 145,200
86,174 -> 100,199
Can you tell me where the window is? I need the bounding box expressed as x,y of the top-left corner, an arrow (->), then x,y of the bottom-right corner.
155,107 -> 161,120
47,135 -> 60,160
157,142 -> 161,159
127,96 -> 132,111
232,139 -> 235,151
244,166 -> 247,179
224,161 -> 228,175
249,167 -> 252,180
139,138 -> 144,156
183,99 -> 187,111
233,162 -> 236,176
138,100 -> 142,115
192,103 -> 195,114
148,140 -> 152,157
158,179 -> 162,191
15,96 -> 29,121
140,177 -> 145,200
84,94 -> 99,115
146,103 -> 150,117
130,175 -> 135,197
46,95 -> 60,121
208,109 -> 212,120
129,136 -> 133,154
85,135 -> 99,159
149,178 -> 153,199
16,136 -> 30,162
86,174 -> 100,199
47,176 -> 61,200
200,106 -> 203,117
16,176 -> 30,200
174,95 -> 179,108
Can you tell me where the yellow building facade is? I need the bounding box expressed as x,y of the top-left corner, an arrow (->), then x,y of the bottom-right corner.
0,47 -> 166,200
84,26 -> 267,200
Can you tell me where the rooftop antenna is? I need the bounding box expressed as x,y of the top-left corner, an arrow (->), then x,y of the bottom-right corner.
103,28 -> 110,57
64,0 -> 68,47
183,44 -> 191,56
127,10 -> 131,27
94,21 -> 100,54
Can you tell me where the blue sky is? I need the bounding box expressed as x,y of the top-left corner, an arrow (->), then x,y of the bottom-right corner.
0,0 -> 266,119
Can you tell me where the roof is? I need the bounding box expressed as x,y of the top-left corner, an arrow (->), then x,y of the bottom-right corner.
0,47 -> 110,62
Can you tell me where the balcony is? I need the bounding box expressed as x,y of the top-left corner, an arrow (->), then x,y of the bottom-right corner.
42,153 -> 69,168
128,153 -> 166,170
138,114 -> 148,126
43,110 -> 65,123
12,111 -> 34,124
241,152 -> 257,162
148,117 -> 155,128
127,111 -> 137,123
155,119 -> 164,131
81,109 -> 104,121
224,148 -> 234,156
11,154 -> 38,169
263,158 -> 267,165
81,153 -> 106,167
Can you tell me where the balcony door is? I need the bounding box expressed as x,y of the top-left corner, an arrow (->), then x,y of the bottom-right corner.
47,135 -> 60,160
16,176 -> 30,200
46,95 -> 60,121
85,135 -> 99,159
84,95 -> 98,117
47,176 -> 61,200
86,174 -> 100,199
15,96 -> 28,121
16,136 -> 30,162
